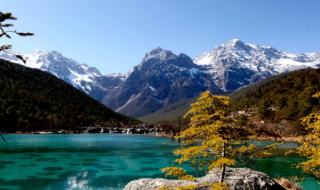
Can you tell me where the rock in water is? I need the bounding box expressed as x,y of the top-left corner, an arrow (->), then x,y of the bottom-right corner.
123,168 -> 286,190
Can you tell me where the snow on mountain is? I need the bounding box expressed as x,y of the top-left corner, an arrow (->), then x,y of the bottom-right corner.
102,47 -> 221,117
194,39 -> 320,91
0,50 -> 126,101
1,39 -> 319,118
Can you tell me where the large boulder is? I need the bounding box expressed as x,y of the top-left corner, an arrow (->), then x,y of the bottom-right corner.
124,168 -> 286,190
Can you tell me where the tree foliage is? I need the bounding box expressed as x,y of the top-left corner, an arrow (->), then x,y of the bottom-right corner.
162,91 -> 282,189
0,11 -> 34,62
297,91 -> 320,178
162,91 -> 261,189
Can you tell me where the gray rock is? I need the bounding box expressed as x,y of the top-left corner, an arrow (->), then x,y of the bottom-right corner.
102,47 -> 221,118
123,167 -> 286,190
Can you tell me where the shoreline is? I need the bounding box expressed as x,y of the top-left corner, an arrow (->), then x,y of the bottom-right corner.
0,132 -> 175,138
1,132 -> 301,142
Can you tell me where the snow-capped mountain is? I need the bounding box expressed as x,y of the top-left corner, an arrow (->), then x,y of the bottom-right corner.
104,41 -> 320,117
102,47 -> 221,117
0,50 -> 126,101
1,39 -> 319,118
195,39 -> 320,91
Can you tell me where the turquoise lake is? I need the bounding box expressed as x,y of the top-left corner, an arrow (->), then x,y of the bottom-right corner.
0,134 -> 319,190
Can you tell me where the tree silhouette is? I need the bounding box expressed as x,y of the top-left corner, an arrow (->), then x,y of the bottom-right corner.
0,11 -> 33,143
0,12 -> 34,63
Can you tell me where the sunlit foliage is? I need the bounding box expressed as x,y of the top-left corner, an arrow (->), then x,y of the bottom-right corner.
162,91 -> 261,189
298,92 -> 320,178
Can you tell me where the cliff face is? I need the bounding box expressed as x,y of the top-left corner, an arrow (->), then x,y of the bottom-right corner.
124,168 -> 286,190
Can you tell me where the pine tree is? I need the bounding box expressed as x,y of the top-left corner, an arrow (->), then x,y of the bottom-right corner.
297,91 -> 320,178
0,11 -> 34,62
0,11 -> 33,142
162,91 -> 257,189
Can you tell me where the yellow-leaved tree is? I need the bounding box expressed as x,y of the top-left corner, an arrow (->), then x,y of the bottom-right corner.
297,91 -> 320,178
161,91 -> 258,189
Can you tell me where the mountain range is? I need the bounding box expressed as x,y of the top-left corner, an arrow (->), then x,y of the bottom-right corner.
0,50 -> 127,102
1,39 -> 319,118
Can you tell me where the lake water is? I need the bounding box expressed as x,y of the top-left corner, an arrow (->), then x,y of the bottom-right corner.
0,134 -> 319,190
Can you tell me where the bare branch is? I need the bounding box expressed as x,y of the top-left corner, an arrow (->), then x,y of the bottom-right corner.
4,33 -> 11,39
0,23 -> 14,27
0,11 -> 33,64
15,54 -> 26,63
1,30 -> 34,36
0,45 -> 12,51
0,48 -> 26,63
16,32 -> 34,36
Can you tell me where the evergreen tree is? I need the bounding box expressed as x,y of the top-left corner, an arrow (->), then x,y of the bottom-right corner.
231,69 -> 320,123
297,91 -> 320,178
162,91 -> 257,189
0,11 -> 33,142
0,11 -> 33,62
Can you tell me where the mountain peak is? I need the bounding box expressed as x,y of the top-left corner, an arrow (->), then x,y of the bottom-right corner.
148,47 -> 173,56
48,50 -> 63,56
149,47 -> 164,54
142,47 -> 176,63
25,50 -> 65,63
228,38 -> 242,44
224,38 -> 246,48
195,40 -> 320,91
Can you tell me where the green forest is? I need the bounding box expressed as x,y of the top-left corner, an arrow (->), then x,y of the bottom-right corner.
0,59 -> 135,132
230,69 -> 320,121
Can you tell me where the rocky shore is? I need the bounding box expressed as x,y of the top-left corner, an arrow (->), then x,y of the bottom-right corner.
12,123 -> 178,135
124,167 -> 286,190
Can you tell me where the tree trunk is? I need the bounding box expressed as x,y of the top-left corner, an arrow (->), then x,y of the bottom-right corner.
220,164 -> 226,183
220,142 -> 226,183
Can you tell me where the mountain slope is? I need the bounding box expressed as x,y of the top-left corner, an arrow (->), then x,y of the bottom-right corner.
139,97 -> 196,123
0,51 -> 127,102
1,39 -> 319,119
142,68 -> 320,123
230,68 -> 320,121
0,59 -> 135,132
102,48 -> 222,117
195,39 -> 320,92
113,40 -> 320,118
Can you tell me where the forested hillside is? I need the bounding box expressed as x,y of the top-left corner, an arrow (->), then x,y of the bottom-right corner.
0,59 -> 135,132
230,68 -> 320,121
142,68 -> 320,126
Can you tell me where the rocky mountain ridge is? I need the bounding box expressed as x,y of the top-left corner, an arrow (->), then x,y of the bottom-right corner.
0,50 -> 127,101
195,39 -> 320,91
1,39 -> 319,117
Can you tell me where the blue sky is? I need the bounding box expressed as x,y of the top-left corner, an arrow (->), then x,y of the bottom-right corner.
1,0 -> 319,73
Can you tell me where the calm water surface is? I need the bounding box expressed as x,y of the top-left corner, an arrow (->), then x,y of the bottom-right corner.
0,134 -> 318,190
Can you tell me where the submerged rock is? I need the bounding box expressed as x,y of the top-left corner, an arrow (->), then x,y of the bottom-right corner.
123,167 -> 286,190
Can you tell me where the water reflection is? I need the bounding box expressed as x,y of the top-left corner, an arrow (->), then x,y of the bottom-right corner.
66,171 -> 91,190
